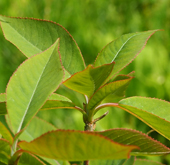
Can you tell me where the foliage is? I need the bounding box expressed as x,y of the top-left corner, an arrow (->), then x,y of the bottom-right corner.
0,15 -> 170,165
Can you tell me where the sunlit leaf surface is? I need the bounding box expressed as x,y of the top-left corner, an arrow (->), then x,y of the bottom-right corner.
118,97 -> 170,140
0,15 -> 85,74
7,39 -> 64,134
94,30 -> 159,79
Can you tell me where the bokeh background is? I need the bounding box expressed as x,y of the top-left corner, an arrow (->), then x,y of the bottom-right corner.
0,0 -> 170,164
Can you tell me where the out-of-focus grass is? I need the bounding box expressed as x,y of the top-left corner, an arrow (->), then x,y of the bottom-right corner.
0,0 -> 170,163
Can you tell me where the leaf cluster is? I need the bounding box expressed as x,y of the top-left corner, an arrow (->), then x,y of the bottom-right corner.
0,16 -> 169,165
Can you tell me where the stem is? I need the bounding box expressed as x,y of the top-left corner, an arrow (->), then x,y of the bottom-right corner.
84,160 -> 89,165
83,103 -> 94,165
83,102 -> 110,165
94,103 -> 118,115
147,129 -> 155,135
11,138 -> 18,156
93,111 -> 109,123
84,122 -> 93,165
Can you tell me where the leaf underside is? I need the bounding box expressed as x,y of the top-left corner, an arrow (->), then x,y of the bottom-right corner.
98,128 -> 170,156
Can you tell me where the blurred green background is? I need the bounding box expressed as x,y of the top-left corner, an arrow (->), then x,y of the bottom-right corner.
0,0 -> 170,163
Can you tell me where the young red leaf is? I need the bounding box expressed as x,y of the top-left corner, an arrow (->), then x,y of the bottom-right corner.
19,130 -> 138,161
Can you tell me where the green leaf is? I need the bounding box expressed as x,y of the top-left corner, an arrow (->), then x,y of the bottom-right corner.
48,93 -> 72,102
87,78 -> 133,112
19,117 -> 56,142
0,161 -> 6,165
56,84 -> 85,109
0,93 -> 7,115
6,39 -> 64,134
40,100 -> 84,114
0,93 -> 6,102
0,154 -> 8,165
0,122 -> 13,145
40,93 -> 85,114
18,153 -> 45,165
40,156 -> 68,165
0,15 -> 85,74
0,139 -> 11,163
63,62 -> 115,97
89,159 -> 126,165
98,128 -> 170,156
118,97 -> 170,140
102,75 -> 133,103
94,30 -> 159,79
134,159 -> 164,165
89,157 -> 135,165
109,74 -> 134,83
19,130 -> 138,161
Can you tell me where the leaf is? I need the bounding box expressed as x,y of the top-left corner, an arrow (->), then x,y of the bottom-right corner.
42,157 -> 70,165
40,100 -> 76,110
56,84 -> 85,109
6,39 -> 64,134
98,128 -> 170,156
63,62 -> 115,97
109,74 -> 133,83
0,122 -> 13,145
134,159 -> 164,165
0,139 -> 11,163
89,156 -> 135,165
18,153 -> 45,165
19,117 -> 56,142
118,97 -> 170,140
40,156 -> 65,165
40,93 -> 85,114
87,78 -> 133,112
89,159 -> 126,165
0,161 -> 6,165
0,15 -> 85,74
0,93 -> 7,115
40,100 -> 84,114
0,93 -> 6,102
19,130 -> 138,161
94,30 -> 159,79
102,75 -> 133,103
48,93 -> 72,102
